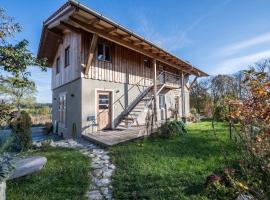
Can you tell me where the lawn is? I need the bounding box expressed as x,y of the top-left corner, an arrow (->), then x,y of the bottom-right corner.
7,147 -> 91,200
110,121 -> 238,200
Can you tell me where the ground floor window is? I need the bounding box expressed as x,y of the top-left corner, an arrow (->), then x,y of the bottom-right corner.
159,94 -> 165,109
58,93 -> 66,127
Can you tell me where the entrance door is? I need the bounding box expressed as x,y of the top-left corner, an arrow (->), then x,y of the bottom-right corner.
97,91 -> 112,130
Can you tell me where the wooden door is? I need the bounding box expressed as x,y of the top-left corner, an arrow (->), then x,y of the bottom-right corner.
97,91 -> 112,130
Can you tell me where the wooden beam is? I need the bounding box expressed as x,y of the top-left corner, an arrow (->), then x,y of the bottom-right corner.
121,34 -> 132,40
60,21 -> 81,33
88,17 -> 100,25
69,16 -> 192,74
85,33 -> 98,76
133,40 -> 143,45
188,76 -> 198,90
106,27 -> 118,33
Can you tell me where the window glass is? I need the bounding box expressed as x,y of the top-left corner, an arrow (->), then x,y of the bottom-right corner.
97,43 -> 112,62
56,57 -> 60,74
65,46 -> 70,67
159,94 -> 165,109
99,94 -> 109,109
58,94 -> 67,127
97,44 -> 104,60
144,59 -> 150,68
105,45 -> 111,62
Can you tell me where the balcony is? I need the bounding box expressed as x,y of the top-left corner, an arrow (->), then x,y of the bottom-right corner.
157,71 -> 181,89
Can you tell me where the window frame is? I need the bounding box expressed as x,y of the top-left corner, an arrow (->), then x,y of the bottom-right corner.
159,94 -> 166,109
56,56 -> 60,74
64,46 -> 70,67
97,43 -> 112,62
58,93 -> 67,128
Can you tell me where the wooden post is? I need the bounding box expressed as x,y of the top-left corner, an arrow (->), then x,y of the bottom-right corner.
181,71 -> 186,123
153,59 -> 158,122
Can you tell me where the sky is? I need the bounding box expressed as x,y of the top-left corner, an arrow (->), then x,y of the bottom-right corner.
1,0 -> 270,103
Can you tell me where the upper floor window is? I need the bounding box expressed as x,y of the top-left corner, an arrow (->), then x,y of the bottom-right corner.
144,59 -> 151,68
97,43 -> 111,62
64,46 -> 70,67
56,57 -> 60,74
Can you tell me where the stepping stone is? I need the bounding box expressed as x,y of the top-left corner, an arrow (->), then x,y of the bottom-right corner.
86,190 -> 103,200
8,156 -> 47,180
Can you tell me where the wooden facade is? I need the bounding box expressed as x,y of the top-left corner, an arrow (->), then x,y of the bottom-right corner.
52,31 -> 81,89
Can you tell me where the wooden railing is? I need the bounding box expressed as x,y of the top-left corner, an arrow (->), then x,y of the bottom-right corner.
157,71 -> 181,88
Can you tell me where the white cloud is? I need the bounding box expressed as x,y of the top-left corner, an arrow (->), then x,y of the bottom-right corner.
219,32 -> 270,56
214,49 -> 270,74
133,0 -> 232,52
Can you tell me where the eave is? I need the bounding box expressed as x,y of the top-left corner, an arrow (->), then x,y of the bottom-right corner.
37,0 -> 208,77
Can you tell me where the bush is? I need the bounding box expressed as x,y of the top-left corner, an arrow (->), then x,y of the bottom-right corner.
213,105 -> 228,121
44,122 -> 52,134
156,120 -> 187,138
11,111 -> 32,151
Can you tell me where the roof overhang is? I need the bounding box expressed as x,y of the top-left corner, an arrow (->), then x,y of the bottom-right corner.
38,0 -> 208,77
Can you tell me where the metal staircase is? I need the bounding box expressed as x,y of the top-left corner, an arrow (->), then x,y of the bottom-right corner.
115,70 -> 181,129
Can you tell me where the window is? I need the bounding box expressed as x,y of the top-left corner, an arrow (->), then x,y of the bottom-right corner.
99,94 -> 109,109
159,94 -> 165,109
58,93 -> 66,127
56,57 -> 60,74
97,43 -> 111,62
144,59 -> 151,68
64,46 -> 70,67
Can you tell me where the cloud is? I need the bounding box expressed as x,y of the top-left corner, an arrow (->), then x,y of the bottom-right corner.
214,49 -> 270,74
133,0 -> 232,52
219,32 -> 270,56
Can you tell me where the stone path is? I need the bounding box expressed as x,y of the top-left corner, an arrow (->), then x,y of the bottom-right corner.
41,139 -> 115,200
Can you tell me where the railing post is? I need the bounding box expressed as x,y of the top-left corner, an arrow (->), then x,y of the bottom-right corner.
153,59 -> 158,122
181,71 -> 186,123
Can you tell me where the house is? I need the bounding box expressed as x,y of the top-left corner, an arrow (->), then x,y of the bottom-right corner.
37,0 -> 208,139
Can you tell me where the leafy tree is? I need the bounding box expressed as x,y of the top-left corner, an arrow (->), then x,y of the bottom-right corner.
0,8 -> 47,126
0,76 -> 36,111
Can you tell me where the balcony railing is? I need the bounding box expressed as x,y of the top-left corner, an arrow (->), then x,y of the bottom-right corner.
157,71 -> 181,88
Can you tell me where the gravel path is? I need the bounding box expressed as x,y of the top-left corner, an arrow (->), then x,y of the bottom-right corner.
35,139 -> 115,200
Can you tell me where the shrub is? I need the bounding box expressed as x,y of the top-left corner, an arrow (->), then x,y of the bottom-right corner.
44,122 -> 52,134
11,111 -> 32,151
156,120 -> 187,138
213,105 -> 228,122
227,70 -> 270,198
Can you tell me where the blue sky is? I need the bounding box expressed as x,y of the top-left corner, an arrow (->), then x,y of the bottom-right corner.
2,0 -> 270,103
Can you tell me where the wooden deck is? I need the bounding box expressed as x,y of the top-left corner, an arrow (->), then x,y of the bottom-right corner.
82,127 -> 148,147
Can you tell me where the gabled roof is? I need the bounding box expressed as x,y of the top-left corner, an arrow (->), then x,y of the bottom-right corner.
38,0 -> 208,77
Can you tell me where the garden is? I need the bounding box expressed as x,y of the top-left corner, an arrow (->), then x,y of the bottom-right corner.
0,4 -> 269,200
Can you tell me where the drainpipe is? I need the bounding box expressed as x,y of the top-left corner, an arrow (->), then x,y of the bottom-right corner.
153,59 -> 158,122
181,71 -> 186,123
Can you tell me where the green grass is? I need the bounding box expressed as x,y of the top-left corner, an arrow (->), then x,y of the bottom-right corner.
110,121 -> 238,200
7,147 -> 91,200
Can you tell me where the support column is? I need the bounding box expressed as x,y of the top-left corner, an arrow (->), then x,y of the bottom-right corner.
153,59 -> 158,122
181,71 -> 186,122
